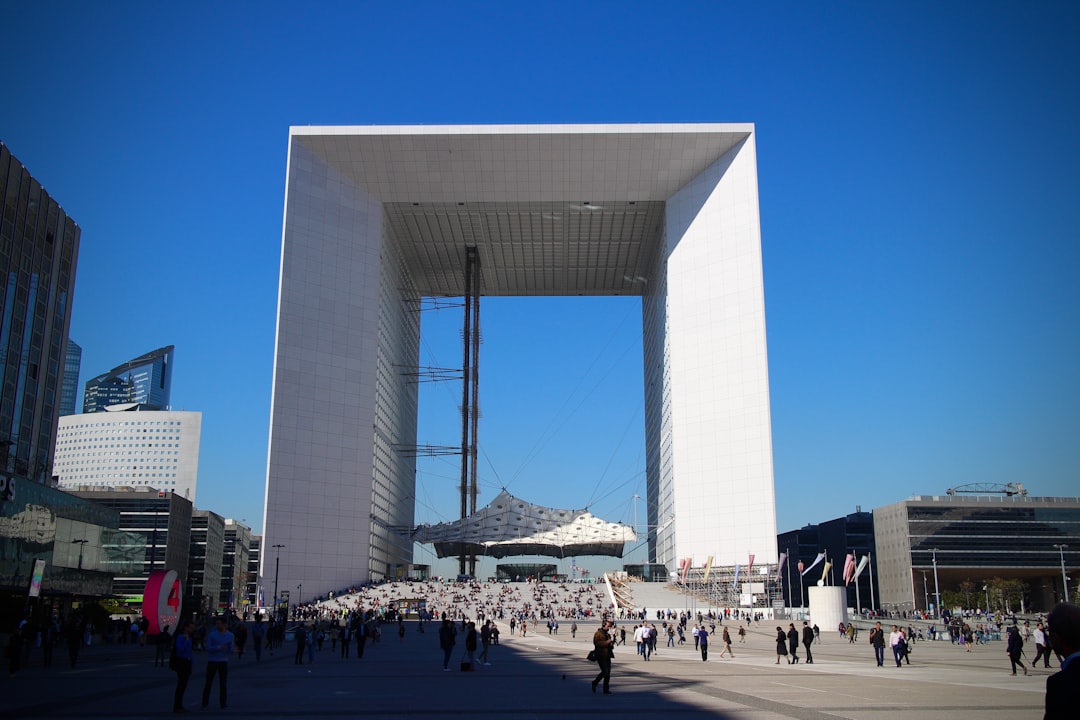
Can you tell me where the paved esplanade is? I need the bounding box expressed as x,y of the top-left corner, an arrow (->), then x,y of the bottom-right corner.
1,609 -> 1046,717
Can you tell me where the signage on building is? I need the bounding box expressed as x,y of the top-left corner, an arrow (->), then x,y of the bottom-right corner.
143,569 -> 181,634
28,558 -> 46,597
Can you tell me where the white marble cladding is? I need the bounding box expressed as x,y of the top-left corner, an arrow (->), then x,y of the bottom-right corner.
263,124 -> 777,599
659,134 -> 777,568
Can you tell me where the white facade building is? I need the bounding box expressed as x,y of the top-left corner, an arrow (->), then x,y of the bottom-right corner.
54,405 -> 202,500
263,124 -> 777,597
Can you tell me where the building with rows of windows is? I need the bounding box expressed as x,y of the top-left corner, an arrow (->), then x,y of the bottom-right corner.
53,405 -> 202,500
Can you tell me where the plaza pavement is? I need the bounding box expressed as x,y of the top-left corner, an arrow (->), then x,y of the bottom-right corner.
0,613 -> 1048,719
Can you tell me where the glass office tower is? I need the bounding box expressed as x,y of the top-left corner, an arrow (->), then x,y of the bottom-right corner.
59,338 -> 82,416
83,345 -> 174,413
0,141 -> 80,485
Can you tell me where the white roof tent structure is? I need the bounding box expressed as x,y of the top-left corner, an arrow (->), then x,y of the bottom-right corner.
261,124 -> 778,597
412,490 -> 638,559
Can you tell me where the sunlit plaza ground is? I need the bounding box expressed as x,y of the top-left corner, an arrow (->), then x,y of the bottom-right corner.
2,582 -> 1048,720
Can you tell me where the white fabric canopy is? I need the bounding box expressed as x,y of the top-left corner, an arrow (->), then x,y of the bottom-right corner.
412,490 -> 637,559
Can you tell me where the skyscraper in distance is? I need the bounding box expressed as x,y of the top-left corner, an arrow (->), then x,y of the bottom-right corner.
59,339 -> 82,416
83,345 -> 174,413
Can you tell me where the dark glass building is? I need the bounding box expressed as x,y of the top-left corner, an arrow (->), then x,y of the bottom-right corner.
59,339 -> 81,416
0,141 -> 80,485
83,345 -> 174,413
0,478 -> 126,622
777,510 -> 878,613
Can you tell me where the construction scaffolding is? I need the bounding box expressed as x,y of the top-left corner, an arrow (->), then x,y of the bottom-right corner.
672,563 -> 786,614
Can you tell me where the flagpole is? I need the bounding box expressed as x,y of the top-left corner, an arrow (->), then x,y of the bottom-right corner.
785,554 -> 793,617
855,564 -> 862,614
800,569 -> 805,618
868,552 -> 876,616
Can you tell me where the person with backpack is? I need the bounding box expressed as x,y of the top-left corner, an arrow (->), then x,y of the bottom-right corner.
869,621 -> 886,667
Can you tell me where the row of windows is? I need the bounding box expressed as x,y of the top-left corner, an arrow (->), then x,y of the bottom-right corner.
61,419 -> 184,428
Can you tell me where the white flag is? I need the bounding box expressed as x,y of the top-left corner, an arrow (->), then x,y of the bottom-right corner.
800,552 -> 826,577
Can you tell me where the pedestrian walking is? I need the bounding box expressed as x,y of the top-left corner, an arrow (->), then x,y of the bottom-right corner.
802,621 -> 814,664
591,620 -> 615,695
1005,626 -> 1028,676
201,617 -> 234,710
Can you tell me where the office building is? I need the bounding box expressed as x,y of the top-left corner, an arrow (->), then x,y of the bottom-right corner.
874,494 -> 1080,613
247,535 -> 260,608
83,345 -> 174,413
0,141 -> 80,485
59,339 -> 82,416
53,406 -> 202,499
262,124 -> 776,596
220,519 -> 251,611
68,486 -> 192,604
777,510 -> 877,612
189,509 -> 225,617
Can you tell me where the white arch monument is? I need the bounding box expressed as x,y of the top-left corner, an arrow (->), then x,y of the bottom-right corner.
260,124 -> 777,600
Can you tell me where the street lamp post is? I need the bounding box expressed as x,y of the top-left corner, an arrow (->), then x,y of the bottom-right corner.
272,544 -> 285,618
983,584 -> 991,614
921,570 -> 929,614
71,539 -> 88,570
931,549 -> 942,617
1053,544 -> 1069,602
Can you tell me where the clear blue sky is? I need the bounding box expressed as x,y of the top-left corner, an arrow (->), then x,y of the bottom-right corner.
3,2 -> 1078,576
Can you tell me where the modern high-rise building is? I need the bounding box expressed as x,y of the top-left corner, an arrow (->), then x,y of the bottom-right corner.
189,509 -> 225,616
59,339 -> 82,416
262,124 -> 777,597
0,141 -> 80,485
83,345 -> 174,413
0,142 -> 128,613
220,520 -> 252,611
53,406 -> 202,499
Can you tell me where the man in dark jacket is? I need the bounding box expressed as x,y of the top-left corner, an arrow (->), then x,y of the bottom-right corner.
438,618 -> 455,671
802,621 -> 815,664
591,620 -> 615,695
1045,602 -> 1080,720
786,623 -> 800,664
1006,625 -> 1027,676
869,621 -> 885,667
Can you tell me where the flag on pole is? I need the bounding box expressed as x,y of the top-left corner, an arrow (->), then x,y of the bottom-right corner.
703,555 -> 714,584
679,557 -> 692,584
732,563 -> 741,589
820,561 -> 832,584
775,552 -> 788,582
801,552 -> 825,576
843,553 -> 856,585
748,554 -> 755,577
852,555 -> 870,580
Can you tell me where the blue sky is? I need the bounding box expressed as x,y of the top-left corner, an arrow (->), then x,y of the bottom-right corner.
3,2 -> 1078,575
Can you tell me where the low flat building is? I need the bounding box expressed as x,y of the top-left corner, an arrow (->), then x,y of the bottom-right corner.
873,494 -> 1080,614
